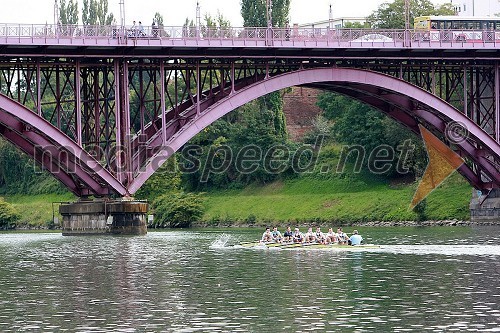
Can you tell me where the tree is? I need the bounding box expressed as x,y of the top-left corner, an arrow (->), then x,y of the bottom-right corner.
316,92 -> 426,178
96,0 -> 115,25
202,12 -> 232,38
59,0 -> 79,25
240,0 -> 290,27
240,0 -> 290,139
240,0 -> 266,27
367,0 -> 455,29
82,0 -> 114,25
135,156 -> 182,200
82,0 -> 97,25
344,21 -> 370,29
153,12 -> 164,27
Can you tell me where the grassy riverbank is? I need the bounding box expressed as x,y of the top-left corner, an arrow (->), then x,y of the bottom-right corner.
1,174 -> 471,228
3,193 -> 75,227
200,173 -> 472,226
1,160 -> 472,228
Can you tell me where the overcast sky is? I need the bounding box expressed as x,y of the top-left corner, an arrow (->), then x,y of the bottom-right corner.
0,0 -> 450,26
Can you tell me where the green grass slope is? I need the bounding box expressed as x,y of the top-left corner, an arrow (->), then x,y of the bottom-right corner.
4,193 -> 75,227
202,170 -> 472,226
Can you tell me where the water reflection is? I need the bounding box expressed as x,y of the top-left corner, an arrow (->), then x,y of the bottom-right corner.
0,227 -> 498,331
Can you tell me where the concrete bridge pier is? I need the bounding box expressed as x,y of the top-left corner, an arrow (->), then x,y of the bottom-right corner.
60,199 -> 148,235
470,189 -> 500,223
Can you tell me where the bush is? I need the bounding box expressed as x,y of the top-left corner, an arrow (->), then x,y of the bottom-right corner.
152,192 -> 205,228
412,198 -> 428,222
0,198 -> 20,229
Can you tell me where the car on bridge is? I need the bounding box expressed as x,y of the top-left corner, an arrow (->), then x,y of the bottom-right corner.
351,33 -> 394,43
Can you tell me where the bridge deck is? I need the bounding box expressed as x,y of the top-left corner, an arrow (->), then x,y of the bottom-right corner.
1,24 -> 500,58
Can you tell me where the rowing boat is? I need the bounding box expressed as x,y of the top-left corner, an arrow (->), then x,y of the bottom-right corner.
237,241 -> 380,250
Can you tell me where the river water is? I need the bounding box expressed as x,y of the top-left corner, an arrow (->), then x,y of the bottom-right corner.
0,226 -> 499,332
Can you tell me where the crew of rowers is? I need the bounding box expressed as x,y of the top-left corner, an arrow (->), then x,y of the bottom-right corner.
261,226 -> 364,246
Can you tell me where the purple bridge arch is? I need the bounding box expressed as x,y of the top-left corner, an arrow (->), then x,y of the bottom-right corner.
128,67 -> 500,194
0,95 -> 127,196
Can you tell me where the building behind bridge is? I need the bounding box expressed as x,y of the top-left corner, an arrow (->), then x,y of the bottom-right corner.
296,17 -> 367,30
450,0 -> 500,16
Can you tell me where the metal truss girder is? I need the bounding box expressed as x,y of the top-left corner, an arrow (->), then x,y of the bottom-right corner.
0,55 -> 498,196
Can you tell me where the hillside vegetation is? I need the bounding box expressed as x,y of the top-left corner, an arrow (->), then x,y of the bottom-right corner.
200,144 -> 472,226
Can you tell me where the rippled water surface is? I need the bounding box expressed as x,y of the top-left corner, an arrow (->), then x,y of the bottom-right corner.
0,226 -> 499,332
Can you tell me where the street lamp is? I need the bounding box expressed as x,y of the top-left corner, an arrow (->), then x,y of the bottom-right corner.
54,0 -> 59,26
329,3 -> 333,30
266,0 -> 272,28
196,2 -> 201,37
119,0 -> 125,27
404,0 -> 410,30
404,0 -> 410,47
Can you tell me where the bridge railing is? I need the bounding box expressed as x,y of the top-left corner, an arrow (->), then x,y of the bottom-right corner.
0,23 -> 406,41
0,23 -> 499,47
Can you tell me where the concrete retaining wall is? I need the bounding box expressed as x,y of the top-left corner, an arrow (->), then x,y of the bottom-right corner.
470,189 -> 500,223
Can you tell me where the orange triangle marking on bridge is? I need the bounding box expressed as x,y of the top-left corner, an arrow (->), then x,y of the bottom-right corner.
410,125 -> 464,209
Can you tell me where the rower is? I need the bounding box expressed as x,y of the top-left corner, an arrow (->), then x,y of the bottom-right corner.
337,227 -> 349,245
271,226 -> 283,243
325,228 -> 338,244
292,228 -> 304,243
304,227 -> 316,243
261,227 -> 273,243
283,226 -> 293,242
315,227 -> 326,244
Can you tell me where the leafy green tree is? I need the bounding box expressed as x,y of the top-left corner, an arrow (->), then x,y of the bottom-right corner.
96,0 -> 115,25
82,0 -> 97,25
367,0 -> 455,29
181,99 -> 301,191
202,12 -> 232,37
240,0 -> 289,139
240,0 -> 266,27
182,18 -> 196,37
59,0 -> 79,25
82,0 -> 114,25
0,139 -> 67,195
344,21 -> 370,29
135,156 -> 182,200
240,0 -> 290,27
316,92 -> 426,178
154,12 -> 164,26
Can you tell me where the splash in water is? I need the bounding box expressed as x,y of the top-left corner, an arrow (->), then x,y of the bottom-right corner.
210,233 -> 232,249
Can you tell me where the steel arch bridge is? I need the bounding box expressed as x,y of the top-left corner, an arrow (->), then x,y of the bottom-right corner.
0,24 -> 499,197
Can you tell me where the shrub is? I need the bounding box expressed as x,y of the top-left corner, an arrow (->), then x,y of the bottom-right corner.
152,192 -> 205,228
0,198 -> 20,228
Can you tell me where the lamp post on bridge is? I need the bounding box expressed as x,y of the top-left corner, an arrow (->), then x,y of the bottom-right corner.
54,0 -> 59,27
404,0 -> 410,46
266,0 -> 272,45
266,0 -> 272,28
119,0 -> 126,28
329,3 -> 333,30
196,2 -> 201,38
